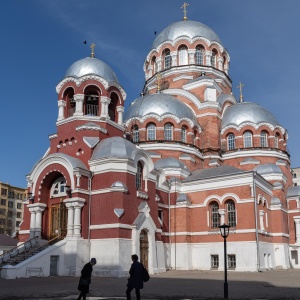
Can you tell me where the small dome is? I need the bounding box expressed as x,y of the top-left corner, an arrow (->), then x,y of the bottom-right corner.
255,163 -> 283,175
152,20 -> 222,49
91,137 -> 136,160
155,157 -> 188,170
222,102 -> 280,128
271,197 -> 281,206
65,57 -> 119,83
124,93 -> 195,121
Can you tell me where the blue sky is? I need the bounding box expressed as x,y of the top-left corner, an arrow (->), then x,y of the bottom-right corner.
1,0 -> 300,188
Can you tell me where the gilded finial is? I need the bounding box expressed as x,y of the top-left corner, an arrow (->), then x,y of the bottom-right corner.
181,2 -> 189,21
90,43 -> 96,58
237,82 -> 245,102
156,72 -> 162,93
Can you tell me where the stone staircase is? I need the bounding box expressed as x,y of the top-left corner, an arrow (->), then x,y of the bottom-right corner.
0,236 -> 61,267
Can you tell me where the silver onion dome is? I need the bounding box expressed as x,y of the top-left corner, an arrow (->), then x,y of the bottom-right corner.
222,102 -> 280,128
65,57 -> 119,83
124,93 -> 196,121
152,20 -> 222,49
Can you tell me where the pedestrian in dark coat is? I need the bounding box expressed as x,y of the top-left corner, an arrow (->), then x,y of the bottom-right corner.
126,254 -> 144,300
77,258 -> 97,300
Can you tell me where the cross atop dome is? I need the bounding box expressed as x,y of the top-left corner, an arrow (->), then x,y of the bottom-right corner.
181,2 -> 189,21
237,82 -> 245,102
90,43 -> 96,58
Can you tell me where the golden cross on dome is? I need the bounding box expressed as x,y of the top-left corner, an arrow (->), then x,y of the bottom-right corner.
90,43 -> 96,58
181,2 -> 189,21
237,82 -> 244,102
156,72 -> 162,93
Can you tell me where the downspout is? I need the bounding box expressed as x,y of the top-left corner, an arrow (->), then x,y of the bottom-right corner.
253,171 -> 261,271
88,172 -> 94,243
167,179 -> 172,269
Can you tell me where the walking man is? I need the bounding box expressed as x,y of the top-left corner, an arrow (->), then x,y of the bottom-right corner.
126,254 -> 144,300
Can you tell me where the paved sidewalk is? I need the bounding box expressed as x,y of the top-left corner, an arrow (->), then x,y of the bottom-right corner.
1,269 -> 300,299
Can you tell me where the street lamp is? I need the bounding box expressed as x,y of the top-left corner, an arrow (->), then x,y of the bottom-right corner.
219,223 -> 231,299
65,185 -> 72,198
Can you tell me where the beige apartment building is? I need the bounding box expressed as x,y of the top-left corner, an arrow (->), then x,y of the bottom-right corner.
0,182 -> 26,236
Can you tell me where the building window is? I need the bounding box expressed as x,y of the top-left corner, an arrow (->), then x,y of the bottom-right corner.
210,202 -> 220,228
211,255 -> 219,269
0,209 -> 5,215
164,123 -> 173,140
147,123 -> 156,140
274,133 -> 279,148
181,126 -> 187,143
16,221 -> 20,227
136,162 -> 143,190
260,131 -> 268,147
178,46 -> 188,65
50,177 -> 66,197
227,133 -> 235,150
151,56 -> 157,75
8,191 -> 14,198
195,46 -> 204,65
1,189 -> 7,196
85,93 -> 99,116
132,125 -> 139,143
7,210 -> 12,217
1,199 -> 6,206
17,203 -> 22,209
7,220 -> 12,227
243,131 -> 252,148
228,255 -> 236,269
211,50 -> 217,67
164,49 -> 172,69
0,218 -> 5,225
8,201 -> 13,208
17,212 -> 21,218
227,200 -> 236,227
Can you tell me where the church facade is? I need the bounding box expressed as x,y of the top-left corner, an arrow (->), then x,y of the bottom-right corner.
15,14 -> 300,277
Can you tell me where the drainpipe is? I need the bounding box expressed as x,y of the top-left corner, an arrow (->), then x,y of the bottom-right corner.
167,179 -> 172,270
88,172 -> 94,243
253,171 -> 261,271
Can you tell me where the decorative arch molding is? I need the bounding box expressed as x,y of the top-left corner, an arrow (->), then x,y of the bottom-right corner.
28,153 -> 90,196
204,193 -> 241,206
61,85 -> 75,98
109,90 -> 123,104
133,150 -> 154,179
82,83 -> 103,94
221,122 -> 286,135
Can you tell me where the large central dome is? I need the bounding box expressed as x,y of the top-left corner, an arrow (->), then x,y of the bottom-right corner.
152,20 -> 222,49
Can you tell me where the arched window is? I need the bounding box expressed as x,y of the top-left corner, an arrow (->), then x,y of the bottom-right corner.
164,123 -> 173,140
136,162 -> 143,189
274,133 -> 279,148
132,125 -> 139,143
151,56 -> 157,75
84,89 -> 99,116
163,49 -> 172,69
227,200 -> 236,227
227,133 -> 235,150
50,177 -> 66,198
108,93 -> 118,122
147,123 -> 156,140
210,202 -> 220,228
178,46 -> 188,65
64,87 -> 75,118
195,46 -> 204,65
181,126 -> 187,143
260,131 -> 268,147
211,50 -> 217,67
243,131 -> 253,148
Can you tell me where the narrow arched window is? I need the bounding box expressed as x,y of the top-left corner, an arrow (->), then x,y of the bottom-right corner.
132,125 -> 139,143
164,123 -> 173,140
151,56 -> 157,75
211,50 -> 217,67
210,202 -> 220,228
195,46 -> 204,65
227,200 -> 236,227
243,131 -> 253,148
227,133 -> 235,150
274,133 -> 279,148
147,123 -> 156,140
181,126 -> 187,143
164,49 -> 172,69
178,46 -> 188,65
260,131 -> 268,147
85,91 -> 99,116
108,93 -> 118,122
136,162 -> 143,189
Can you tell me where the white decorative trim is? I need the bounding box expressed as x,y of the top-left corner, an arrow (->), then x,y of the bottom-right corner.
137,190 -> 149,199
90,223 -> 132,230
49,133 -> 58,140
173,75 -> 194,82
114,209 -> 124,218
76,124 -> 107,134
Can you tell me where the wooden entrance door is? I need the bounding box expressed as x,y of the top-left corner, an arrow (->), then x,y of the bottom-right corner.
49,201 -> 67,240
140,229 -> 149,269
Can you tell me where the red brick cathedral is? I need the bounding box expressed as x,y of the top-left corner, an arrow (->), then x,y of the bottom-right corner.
14,14 -> 300,277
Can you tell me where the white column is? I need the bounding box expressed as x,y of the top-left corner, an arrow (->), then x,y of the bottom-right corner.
218,209 -> 225,225
294,216 -> 300,244
171,52 -> 177,66
57,100 -> 66,121
188,50 -> 195,64
65,202 -> 74,237
117,106 -> 124,125
100,96 -> 111,119
259,210 -> 265,231
73,94 -> 84,116
28,203 -> 47,238
218,57 -> 224,71
206,51 -> 212,66
28,206 -> 36,238
156,58 -> 162,72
